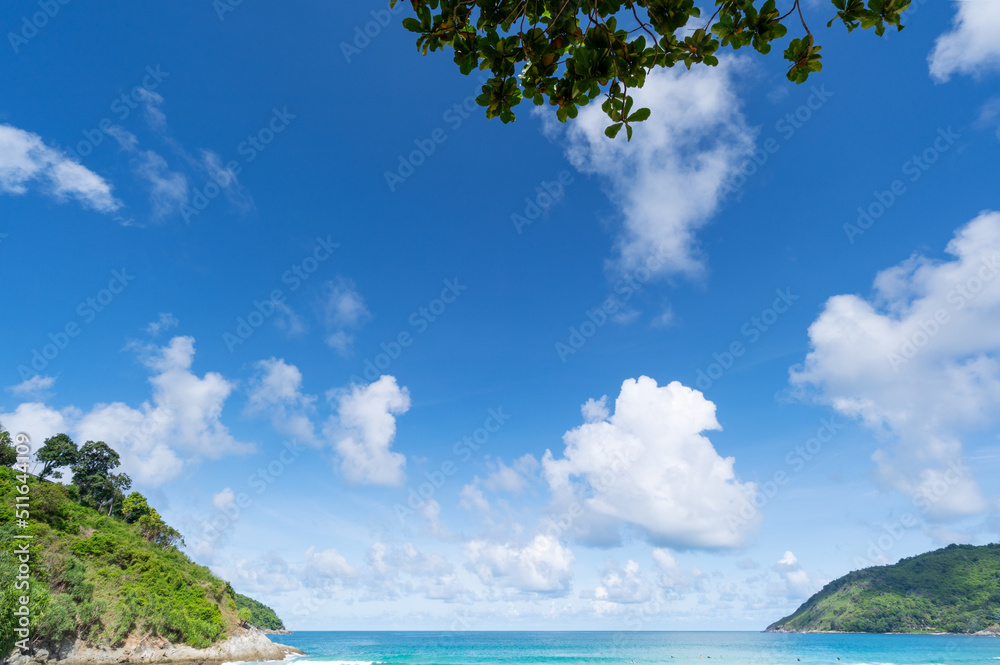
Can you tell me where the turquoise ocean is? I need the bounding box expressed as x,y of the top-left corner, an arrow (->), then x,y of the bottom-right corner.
261,632 -> 1000,665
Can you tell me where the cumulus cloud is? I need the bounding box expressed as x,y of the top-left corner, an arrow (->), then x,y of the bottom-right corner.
324,376 -> 410,486
243,363 -> 414,484
771,551 -> 817,599
790,212 -> 1000,519
581,396 -> 610,423
542,376 -> 759,548
558,61 -> 754,278
0,403 -> 76,446
0,336 -> 252,486
0,124 -> 121,212
929,1 -> 1000,82
465,535 -> 575,595
246,358 -> 319,445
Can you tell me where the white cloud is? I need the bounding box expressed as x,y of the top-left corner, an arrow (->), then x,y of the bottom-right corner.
790,212 -> 1000,519
274,300 -> 307,337
975,97 -> 1000,141
217,552 -> 301,594
542,376 -> 759,548
212,487 -> 236,512
420,497 -> 447,536
590,560 -> 651,604
137,88 -> 168,132
201,150 -> 252,212
134,150 -> 188,220
7,375 -> 56,398
482,455 -> 539,494
460,483 -> 491,513
929,1 -> 1000,82
323,277 -> 370,328
652,547 -> 706,593
0,124 -> 121,212
302,546 -> 358,587
0,403 -> 76,446
325,330 -> 354,356
559,61 -> 754,278
107,125 -> 139,151
651,307 -> 676,328
324,376 -> 410,486
465,535 -> 575,595
1,336 -> 253,486
366,542 -> 469,602
581,396 -> 610,423
321,277 -> 371,356
247,358 -> 310,408
246,358 -> 319,445
772,551 -> 817,599
145,312 -> 179,337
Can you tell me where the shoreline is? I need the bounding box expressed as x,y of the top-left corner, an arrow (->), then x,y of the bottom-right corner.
4,626 -> 304,665
764,628 -> 1000,637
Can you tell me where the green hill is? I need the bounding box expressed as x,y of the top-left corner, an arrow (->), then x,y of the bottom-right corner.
766,543 -> 1000,634
233,594 -> 285,631
0,465 -> 287,656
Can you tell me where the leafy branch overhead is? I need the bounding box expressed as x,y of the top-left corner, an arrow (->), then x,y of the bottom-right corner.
391,0 -> 909,137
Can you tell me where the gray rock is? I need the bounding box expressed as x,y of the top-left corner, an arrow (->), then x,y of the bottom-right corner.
4,626 -> 303,665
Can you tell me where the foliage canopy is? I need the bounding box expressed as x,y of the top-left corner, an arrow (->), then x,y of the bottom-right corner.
392,0 -> 909,138
36,434 -> 79,481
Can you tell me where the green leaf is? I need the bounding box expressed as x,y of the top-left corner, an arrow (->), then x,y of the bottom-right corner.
628,107 -> 651,123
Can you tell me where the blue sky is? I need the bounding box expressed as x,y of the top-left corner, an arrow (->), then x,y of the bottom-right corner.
2,0 -> 1000,631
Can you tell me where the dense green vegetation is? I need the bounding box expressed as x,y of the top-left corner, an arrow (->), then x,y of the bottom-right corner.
767,544 -> 1000,634
0,429 -> 287,657
234,594 -> 286,631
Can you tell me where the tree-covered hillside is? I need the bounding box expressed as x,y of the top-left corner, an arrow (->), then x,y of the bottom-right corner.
234,594 -> 285,631
767,543 -> 1000,634
0,431 -> 288,657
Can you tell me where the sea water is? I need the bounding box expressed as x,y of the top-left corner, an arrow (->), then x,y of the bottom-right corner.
262,631 -> 999,665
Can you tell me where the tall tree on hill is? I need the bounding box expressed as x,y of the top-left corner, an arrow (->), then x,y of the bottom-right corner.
0,425 -> 15,468
36,433 -> 79,480
70,441 -> 132,515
